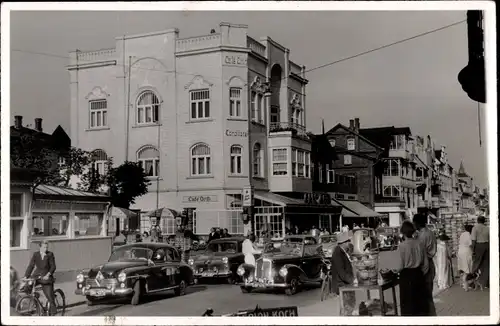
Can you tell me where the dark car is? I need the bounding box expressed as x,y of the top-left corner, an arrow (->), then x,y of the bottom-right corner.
375,226 -> 400,251
75,243 -> 194,306
188,237 -> 247,284
236,235 -> 326,295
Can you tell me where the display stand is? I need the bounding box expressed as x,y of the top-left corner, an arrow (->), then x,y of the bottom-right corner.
339,279 -> 399,316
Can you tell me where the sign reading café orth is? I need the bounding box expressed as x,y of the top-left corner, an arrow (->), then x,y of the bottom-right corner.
225,129 -> 248,137
223,54 -> 247,66
182,195 -> 218,203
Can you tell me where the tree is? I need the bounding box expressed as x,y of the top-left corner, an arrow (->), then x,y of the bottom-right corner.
108,161 -> 150,209
59,147 -> 93,187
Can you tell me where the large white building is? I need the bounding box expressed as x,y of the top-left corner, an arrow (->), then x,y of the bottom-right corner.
68,22 -> 335,237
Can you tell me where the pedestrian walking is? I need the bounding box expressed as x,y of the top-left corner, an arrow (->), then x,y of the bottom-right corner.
330,232 -> 355,314
458,224 -> 473,289
221,228 -> 231,238
471,216 -> 489,288
208,228 -> 220,242
395,220 -> 429,316
413,213 -> 437,316
435,231 -> 453,290
242,234 -> 261,266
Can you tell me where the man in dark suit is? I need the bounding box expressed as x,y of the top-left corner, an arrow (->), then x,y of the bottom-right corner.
330,232 -> 356,314
23,240 -> 57,315
208,227 -> 220,242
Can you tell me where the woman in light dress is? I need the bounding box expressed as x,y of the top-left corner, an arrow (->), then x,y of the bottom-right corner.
434,231 -> 453,290
242,234 -> 261,266
458,224 -> 474,290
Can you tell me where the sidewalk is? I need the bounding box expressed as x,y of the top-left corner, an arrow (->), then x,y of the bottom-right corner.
299,282 -> 490,316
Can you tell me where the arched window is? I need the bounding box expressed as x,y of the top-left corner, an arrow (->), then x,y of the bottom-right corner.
191,143 -> 211,176
91,149 -> 108,175
137,91 -> 160,124
253,143 -> 262,177
230,145 -> 243,175
137,146 -> 160,177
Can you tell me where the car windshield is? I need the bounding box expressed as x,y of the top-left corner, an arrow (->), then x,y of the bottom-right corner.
205,242 -> 237,253
108,247 -> 153,262
264,241 -> 303,256
377,228 -> 394,235
320,236 -> 336,243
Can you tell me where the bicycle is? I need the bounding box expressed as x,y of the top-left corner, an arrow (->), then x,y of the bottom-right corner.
320,259 -> 334,301
15,277 -> 66,316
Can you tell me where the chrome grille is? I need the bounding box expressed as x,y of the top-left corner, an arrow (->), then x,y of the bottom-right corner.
85,278 -> 118,288
255,259 -> 271,280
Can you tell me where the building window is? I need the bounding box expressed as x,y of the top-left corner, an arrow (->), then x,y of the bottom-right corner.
137,91 -> 160,124
137,146 -> 160,178
272,148 -> 288,175
390,135 -> 405,150
32,214 -> 69,237
75,213 -> 103,236
375,176 -> 381,195
383,159 -> 400,176
318,163 -> 323,183
229,88 -> 242,118
347,138 -> 355,151
89,99 -> 107,128
305,152 -> 310,178
329,138 -> 336,147
270,105 -> 279,124
229,209 -> 244,235
319,215 -> 331,231
253,143 -> 262,177
344,154 -> 352,165
383,185 -> 401,198
91,149 -> 108,176
251,92 -> 264,124
190,89 -> 210,120
327,164 -> 335,184
11,193 -> 24,248
191,143 -> 211,176
230,145 -> 243,175
58,156 -> 66,168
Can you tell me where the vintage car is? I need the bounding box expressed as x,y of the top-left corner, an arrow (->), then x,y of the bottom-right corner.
236,235 -> 326,295
75,243 -> 194,306
318,234 -> 338,258
375,226 -> 400,251
188,237 -> 247,284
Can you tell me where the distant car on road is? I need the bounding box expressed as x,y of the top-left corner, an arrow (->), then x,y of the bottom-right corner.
75,243 -> 194,306
237,235 -> 326,295
375,226 -> 400,251
188,237 -> 247,284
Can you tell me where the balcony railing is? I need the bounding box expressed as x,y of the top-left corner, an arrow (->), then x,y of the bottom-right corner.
270,122 -> 308,138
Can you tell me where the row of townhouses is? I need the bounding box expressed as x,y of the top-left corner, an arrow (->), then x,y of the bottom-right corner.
10,23 -> 488,275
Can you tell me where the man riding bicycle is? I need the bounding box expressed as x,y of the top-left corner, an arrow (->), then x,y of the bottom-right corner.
23,240 -> 57,316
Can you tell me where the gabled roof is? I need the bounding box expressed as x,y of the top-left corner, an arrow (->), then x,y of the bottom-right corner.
326,123 -> 383,151
358,126 -> 412,150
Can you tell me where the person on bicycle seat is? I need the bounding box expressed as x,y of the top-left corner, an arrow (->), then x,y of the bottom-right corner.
23,240 -> 57,316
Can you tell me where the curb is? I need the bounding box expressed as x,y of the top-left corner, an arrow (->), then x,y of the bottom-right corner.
66,300 -> 86,309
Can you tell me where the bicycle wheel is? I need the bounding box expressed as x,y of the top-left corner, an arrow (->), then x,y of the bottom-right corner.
16,295 -> 42,316
51,289 -> 66,316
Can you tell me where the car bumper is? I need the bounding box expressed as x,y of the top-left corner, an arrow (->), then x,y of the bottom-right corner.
193,271 -> 232,279
239,280 -> 288,288
75,287 -> 133,297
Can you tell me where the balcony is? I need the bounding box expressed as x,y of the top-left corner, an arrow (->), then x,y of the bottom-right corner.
269,122 -> 309,140
247,36 -> 266,58
388,148 -> 409,160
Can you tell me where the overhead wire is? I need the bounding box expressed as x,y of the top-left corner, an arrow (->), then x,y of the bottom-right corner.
10,18 -> 466,81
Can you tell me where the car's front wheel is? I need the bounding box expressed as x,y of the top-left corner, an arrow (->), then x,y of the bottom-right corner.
240,286 -> 252,293
174,280 -> 186,296
285,277 -> 299,296
130,281 -> 142,305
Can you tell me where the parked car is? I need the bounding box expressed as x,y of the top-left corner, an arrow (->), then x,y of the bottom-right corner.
318,234 -> 338,258
236,235 -> 326,295
375,226 -> 400,251
188,237 -> 247,284
75,243 -> 194,306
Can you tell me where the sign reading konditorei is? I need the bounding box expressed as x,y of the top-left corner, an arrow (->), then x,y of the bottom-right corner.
182,195 -> 218,203
238,306 -> 298,317
225,129 -> 248,137
223,55 -> 247,66
242,186 -> 254,207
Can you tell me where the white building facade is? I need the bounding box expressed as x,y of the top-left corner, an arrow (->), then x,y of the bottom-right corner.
68,22 -> 311,236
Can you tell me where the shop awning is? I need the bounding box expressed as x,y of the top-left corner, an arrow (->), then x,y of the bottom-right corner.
111,207 -> 137,218
146,207 -> 181,218
334,199 -> 382,218
254,191 -> 304,206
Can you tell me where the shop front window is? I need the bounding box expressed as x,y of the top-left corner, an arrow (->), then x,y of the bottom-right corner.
74,213 -> 103,236
32,214 -> 69,237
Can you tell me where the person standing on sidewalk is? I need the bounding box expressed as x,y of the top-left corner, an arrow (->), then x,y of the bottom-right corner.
330,233 -> 355,314
471,216 -> 489,288
413,213 -> 437,316
23,240 -> 57,316
458,224 -> 473,290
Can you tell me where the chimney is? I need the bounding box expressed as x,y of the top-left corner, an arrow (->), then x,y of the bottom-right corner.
354,118 -> 360,131
349,119 -> 354,130
34,118 -> 43,132
14,115 -> 23,129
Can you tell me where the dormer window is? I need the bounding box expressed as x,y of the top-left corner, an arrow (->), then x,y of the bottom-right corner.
347,138 -> 355,151
328,138 -> 336,147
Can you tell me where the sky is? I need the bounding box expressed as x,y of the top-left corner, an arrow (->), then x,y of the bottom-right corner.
8,9 -> 489,187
